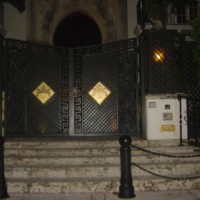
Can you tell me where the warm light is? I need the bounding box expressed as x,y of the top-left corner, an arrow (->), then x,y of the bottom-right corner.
153,49 -> 165,62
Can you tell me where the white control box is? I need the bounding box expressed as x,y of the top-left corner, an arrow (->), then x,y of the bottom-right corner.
145,95 -> 187,140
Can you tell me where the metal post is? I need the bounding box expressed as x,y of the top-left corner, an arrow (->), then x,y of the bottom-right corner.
177,95 -> 183,146
118,135 -> 135,199
0,20 -> 9,200
0,136 -> 9,199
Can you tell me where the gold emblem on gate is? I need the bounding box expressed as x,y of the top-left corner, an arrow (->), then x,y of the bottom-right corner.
88,82 -> 111,105
32,82 -> 55,104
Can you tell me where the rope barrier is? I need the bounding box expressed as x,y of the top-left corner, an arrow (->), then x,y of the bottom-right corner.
132,162 -> 200,180
131,144 -> 200,158
131,143 -> 200,181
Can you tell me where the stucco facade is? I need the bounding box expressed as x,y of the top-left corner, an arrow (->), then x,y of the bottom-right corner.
3,0 -> 138,43
1,0 -> 192,140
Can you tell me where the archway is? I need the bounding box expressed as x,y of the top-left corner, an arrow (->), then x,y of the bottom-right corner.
53,12 -> 102,48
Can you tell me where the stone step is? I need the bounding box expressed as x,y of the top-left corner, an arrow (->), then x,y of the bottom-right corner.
5,162 -> 200,179
131,144 -> 199,156
6,175 -> 200,193
4,153 -> 200,166
4,156 -> 120,166
4,147 -> 120,157
133,175 -> 200,191
4,139 -> 189,149
5,140 -> 119,149
132,161 -> 200,176
4,139 -> 200,193
132,153 -> 200,163
4,145 -> 196,158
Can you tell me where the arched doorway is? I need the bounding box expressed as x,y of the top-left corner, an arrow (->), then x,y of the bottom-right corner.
53,12 -> 102,48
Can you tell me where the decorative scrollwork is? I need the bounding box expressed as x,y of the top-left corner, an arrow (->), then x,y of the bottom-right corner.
5,39 -> 70,135
118,50 -> 137,134
182,41 -> 200,140
61,51 -> 69,134
5,39 -> 27,134
74,39 -> 138,135
4,38 -> 139,136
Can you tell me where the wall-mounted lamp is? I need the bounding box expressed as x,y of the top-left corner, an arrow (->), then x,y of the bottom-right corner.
153,49 -> 165,62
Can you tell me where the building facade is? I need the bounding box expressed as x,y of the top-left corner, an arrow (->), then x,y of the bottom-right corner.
3,0 -> 138,42
1,0 -> 199,141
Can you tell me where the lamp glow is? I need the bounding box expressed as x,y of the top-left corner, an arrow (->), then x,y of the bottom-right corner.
153,49 -> 165,62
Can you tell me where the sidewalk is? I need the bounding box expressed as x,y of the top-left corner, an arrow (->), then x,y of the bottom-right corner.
6,190 -> 200,200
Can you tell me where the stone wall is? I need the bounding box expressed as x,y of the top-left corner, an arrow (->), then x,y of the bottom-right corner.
27,0 -> 128,44
4,3 -> 27,40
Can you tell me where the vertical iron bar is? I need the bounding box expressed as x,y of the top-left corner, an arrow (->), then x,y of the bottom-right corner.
178,95 -> 183,146
118,135 -> 135,199
0,137 -> 9,199
0,35 -> 9,199
69,49 -> 75,135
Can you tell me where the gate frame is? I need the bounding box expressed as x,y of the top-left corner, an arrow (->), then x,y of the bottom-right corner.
2,38 -> 142,138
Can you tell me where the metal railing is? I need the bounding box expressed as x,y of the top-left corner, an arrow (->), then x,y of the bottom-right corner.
137,0 -> 200,27
187,96 -> 200,145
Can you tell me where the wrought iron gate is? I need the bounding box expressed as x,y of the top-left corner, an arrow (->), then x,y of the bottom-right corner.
3,38 -> 140,137
0,35 -> 3,137
181,38 -> 200,141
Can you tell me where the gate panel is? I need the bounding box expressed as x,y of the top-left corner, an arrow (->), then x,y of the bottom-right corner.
26,44 -> 69,135
5,39 -> 69,136
0,35 -> 3,136
5,40 -> 27,135
4,39 -> 139,137
181,39 -> 200,141
73,39 -> 138,135
82,51 -> 118,134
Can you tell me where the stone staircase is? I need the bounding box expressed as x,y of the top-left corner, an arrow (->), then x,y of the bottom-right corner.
4,138 -> 200,194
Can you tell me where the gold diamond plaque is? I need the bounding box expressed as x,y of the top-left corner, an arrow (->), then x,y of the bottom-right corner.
32,82 -> 55,104
89,82 -> 111,105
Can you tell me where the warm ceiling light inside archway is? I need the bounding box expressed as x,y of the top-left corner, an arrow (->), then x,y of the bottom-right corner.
153,48 -> 165,62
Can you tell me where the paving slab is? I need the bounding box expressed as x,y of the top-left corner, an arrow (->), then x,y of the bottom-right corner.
5,190 -> 200,200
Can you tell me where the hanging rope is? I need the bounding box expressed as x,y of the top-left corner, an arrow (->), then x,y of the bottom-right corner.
131,144 -> 200,158
132,162 -> 200,180
131,143 -> 200,181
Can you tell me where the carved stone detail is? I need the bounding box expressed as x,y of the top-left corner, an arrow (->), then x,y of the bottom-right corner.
28,0 -> 127,45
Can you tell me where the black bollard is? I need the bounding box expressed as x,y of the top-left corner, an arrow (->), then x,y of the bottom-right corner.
0,136 -> 9,199
118,135 -> 135,199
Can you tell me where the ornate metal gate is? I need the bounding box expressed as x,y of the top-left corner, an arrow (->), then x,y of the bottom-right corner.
181,38 -> 200,142
4,39 -> 69,136
3,38 -> 140,137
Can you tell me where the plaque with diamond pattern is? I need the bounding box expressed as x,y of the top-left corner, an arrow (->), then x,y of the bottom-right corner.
32,82 -> 55,104
88,82 -> 111,105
